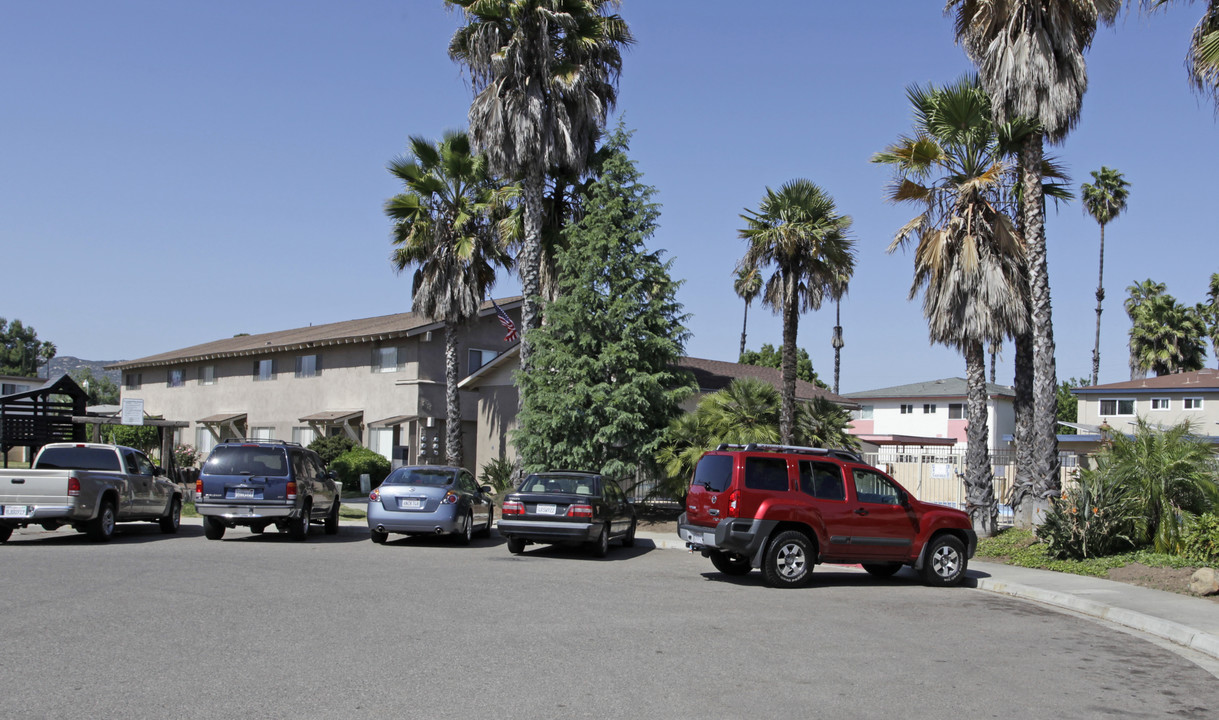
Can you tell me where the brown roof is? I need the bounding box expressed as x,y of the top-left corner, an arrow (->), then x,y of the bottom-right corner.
1075,368 -> 1219,393
676,357 -> 859,408
107,297 -> 523,371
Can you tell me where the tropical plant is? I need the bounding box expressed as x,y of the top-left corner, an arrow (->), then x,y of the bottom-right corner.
1128,291 -> 1208,376
1182,512 -> 1219,563
1124,278 -> 1167,379
739,180 -> 855,444
513,126 -> 694,483
948,0 -> 1120,523
1101,418 -> 1219,553
793,396 -> 860,451
479,456 -> 520,494
1081,166 -> 1130,385
385,131 -> 511,465
448,0 -> 633,381
733,265 -> 763,358
872,76 -> 1028,536
1039,469 -> 1141,559
1143,0 -> 1219,110
1204,272 -> 1219,367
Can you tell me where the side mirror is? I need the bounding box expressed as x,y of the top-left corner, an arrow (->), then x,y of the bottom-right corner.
898,490 -> 911,507
480,485 -> 494,494
327,470 -> 338,480
153,466 -> 165,476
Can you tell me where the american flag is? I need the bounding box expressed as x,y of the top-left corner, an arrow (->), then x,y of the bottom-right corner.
491,298 -> 518,342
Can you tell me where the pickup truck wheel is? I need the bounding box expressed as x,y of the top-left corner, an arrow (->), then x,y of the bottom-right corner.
324,500 -> 340,535
590,524 -> 609,558
622,519 -> 637,548
921,535 -> 968,587
289,504 -> 311,541
0,526 -> 12,543
158,497 -> 181,534
507,537 -> 525,554
86,499 -> 117,542
203,517 -> 226,540
863,562 -> 903,579
762,530 -> 814,588
370,528 -> 388,544
709,550 -> 752,576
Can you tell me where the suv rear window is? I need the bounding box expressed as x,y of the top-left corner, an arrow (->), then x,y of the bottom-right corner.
693,454 -> 734,492
204,446 -> 289,476
744,457 -> 789,491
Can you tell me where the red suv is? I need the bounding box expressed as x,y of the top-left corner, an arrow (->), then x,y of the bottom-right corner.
677,444 -> 977,588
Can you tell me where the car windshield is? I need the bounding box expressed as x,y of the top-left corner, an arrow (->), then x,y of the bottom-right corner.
203,446 -> 289,477
518,474 -> 599,496
382,468 -> 454,486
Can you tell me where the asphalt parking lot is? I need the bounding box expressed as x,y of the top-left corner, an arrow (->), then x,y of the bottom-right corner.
2,522 -> 1218,720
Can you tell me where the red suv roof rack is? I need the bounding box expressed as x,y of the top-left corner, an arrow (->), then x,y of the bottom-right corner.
714,443 -> 862,463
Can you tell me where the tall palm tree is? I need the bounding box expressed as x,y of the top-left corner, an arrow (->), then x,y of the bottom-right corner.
1129,292 -> 1208,375
447,0 -> 632,380
733,265 -> 763,359
739,180 -> 856,444
1125,278 -> 1167,379
1204,272 -> 1219,367
873,76 -> 1028,536
385,131 -> 511,466
1144,1 -> 1219,109
948,0 -> 1120,522
1081,166 -> 1131,385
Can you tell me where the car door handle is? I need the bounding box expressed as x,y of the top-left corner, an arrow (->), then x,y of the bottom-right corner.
854,508 -> 868,516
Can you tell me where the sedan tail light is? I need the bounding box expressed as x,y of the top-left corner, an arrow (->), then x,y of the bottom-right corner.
501,500 -> 524,516
286,481 -> 297,500
566,504 -> 594,519
67,477 -> 81,497
369,489 -> 380,502
441,491 -> 459,505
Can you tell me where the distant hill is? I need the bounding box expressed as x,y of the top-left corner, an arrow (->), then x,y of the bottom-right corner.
47,357 -> 123,386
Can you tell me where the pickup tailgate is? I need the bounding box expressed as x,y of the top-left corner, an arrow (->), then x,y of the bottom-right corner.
1,470 -> 76,513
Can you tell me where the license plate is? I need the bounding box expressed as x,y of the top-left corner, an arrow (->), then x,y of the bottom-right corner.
536,504 -> 557,515
235,488 -> 255,499
3,505 -> 30,518
399,498 -> 423,510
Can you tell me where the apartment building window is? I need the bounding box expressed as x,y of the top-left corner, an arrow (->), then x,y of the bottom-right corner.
2,383 -> 31,395
295,354 -> 321,378
1099,398 -> 1135,416
923,404 -> 937,414
1184,397 -> 1204,410
468,348 -> 498,374
250,427 -> 274,441
253,359 -> 275,382
125,373 -> 142,390
948,403 -> 964,419
195,427 -> 216,456
168,369 -> 184,388
373,346 -> 400,373
292,427 -> 316,447
900,404 -> 914,414
1150,397 -> 1170,411
853,405 -> 874,420
199,365 -> 216,385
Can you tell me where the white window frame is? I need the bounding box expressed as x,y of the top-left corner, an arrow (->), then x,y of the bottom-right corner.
195,426 -> 216,456
295,354 -> 320,379
948,403 -> 964,419
1184,397 -> 1204,411
1150,397 -> 1170,411
923,403 -> 936,414
199,365 -> 216,386
1099,398 -> 1135,416
858,405 -> 873,420
373,346 -> 400,373
254,359 -> 275,382
250,426 -> 274,441
291,426 -> 316,447
900,404 -> 914,415
468,348 -> 498,375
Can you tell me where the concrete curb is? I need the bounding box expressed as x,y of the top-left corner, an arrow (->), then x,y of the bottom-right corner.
975,578 -> 1219,662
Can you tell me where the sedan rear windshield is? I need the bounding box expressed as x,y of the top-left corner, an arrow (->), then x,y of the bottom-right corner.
35,447 -> 121,471
382,468 -> 455,486
517,474 -> 600,496
203,446 -> 289,477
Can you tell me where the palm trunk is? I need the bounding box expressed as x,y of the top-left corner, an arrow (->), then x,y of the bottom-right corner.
518,166 -> 546,384
832,300 -> 843,395
739,302 -> 749,359
989,345 -> 996,384
964,340 -> 997,538
444,321 -> 462,467
1091,222 -> 1106,386
779,274 -> 799,445
1010,330 -> 1036,528
1022,134 -> 1061,523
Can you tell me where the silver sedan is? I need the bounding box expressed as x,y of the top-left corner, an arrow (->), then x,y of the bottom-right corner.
367,465 -> 494,545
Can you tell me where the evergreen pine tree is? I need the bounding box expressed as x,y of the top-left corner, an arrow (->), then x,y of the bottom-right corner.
513,125 -> 695,483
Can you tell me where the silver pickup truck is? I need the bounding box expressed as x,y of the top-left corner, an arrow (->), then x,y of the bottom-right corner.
0,443 -> 183,543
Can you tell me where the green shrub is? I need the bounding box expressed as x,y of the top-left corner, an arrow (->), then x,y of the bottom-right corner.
1039,470 -> 1142,560
329,446 -> 391,494
1182,513 -> 1219,564
479,457 -> 519,494
308,435 -> 356,466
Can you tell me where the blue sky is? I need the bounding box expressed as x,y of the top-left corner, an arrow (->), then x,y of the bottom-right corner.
2,1 -> 1215,393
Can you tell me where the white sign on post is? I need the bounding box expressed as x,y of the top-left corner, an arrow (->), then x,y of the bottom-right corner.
121,398 -> 145,426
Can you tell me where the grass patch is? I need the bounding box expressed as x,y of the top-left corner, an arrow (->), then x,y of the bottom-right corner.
977,528 -> 1197,577
182,501 -> 200,518
339,505 -> 366,520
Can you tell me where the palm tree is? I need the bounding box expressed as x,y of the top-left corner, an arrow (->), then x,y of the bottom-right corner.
1081,166 -> 1131,385
1143,1 -> 1219,109
733,265 -> 763,358
1128,292 -> 1208,375
1204,272 -> 1219,366
794,396 -> 860,451
385,131 -> 511,466
948,0 -> 1120,522
447,0 -> 633,380
1125,279 -> 1167,379
739,180 -> 856,444
873,76 -> 1028,536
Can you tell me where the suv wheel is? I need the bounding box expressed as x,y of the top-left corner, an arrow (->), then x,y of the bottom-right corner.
762,530 -> 814,588
203,516 -> 226,541
324,500 -> 340,536
921,534 -> 967,587
709,550 -> 752,576
289,504 -> 311,541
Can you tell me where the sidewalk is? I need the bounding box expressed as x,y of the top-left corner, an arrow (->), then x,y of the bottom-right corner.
632,530 -> 1219,662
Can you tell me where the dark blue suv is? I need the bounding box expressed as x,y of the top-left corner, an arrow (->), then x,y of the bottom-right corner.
195,439 -> 340,540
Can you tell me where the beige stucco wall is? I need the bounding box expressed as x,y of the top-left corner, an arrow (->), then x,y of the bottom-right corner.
1077,391 -> 1219,433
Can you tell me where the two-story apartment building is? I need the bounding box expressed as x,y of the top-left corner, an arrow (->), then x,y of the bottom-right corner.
108,299 -> 522,471
1072,368 -> 1219,437
844,377 -> 1016,449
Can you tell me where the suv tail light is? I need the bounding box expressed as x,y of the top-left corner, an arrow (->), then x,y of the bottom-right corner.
501,500 -> 524,516
369,489 -> 380,502
286,481 -> 297,500
67,477 -> 81,497
441,491 -> 459,505
195,478 -> 203,497
566,504 -> 594,519
726,489 -> 740,518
